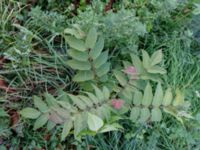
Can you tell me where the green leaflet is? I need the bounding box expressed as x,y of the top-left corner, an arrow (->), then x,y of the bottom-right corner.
78,95 -> 93,107
34,113 -> 49,130
114,70 -> 128,86
142,82 -> 153,106
130,107 -> 140,122
89,36 -> 104,60
151,108 -> 162,122
74,113 -> 87,137
44,93 -> 59,107
61,119 -> 73,141
103,86 -> 110,100
130,54 -> 144,74
147,66 -> 166,74
87,113 -> 104,132
85,27 -> 98,49
64,28 -> 83,39
93,51 -> 108,68
20,108 -> 41,119
173,89 -> 185,107
65,36 -> 86,51
162,87 -> 173,106
150,50 -> 162,66
68,94 -> 86,110
92,85 -> 104,101
33,96 -> 49,113
133,91 -> 142,106
73,70 -> 94,82
139,108 -> 150,123
68,49 -> 89,61
142,50 -> 151,69
85,92 -> 99,104
67,60 -> 91,70
152,83 -> 163,107
96,62 -> 110,77
47,120 -> 56,131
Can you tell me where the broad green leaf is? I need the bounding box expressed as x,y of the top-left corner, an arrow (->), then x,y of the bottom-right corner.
65,36 -> 86,51
85,27 -> 98,49
47,120 -> 56,131
99,123 -> 122,133
0,108 -> 8,117
67,60 -> 91,70
133,91 -> 142,105
96,62 -> 110,77
68,49 -> 88,61
142,82 -> 153,106
103,86 -> 110,100
33,96 -> 49,113
113,70 -> 128,86
142,50 -> 151,69
93,51 -> 108,68
78,95 -> 93,107
89,36 -> 104,60
49,111 -> 64,124
173,89 -> 184,107
152,83 -> 163,107
140,73 -> 163,82
74,113 -> 87,137
130,107 -> 140,122
130,54 -> 144,73
85,92 -> 99,104
150,50 -> 162,66
20,108 -> 41,119
139,108 -> 150,123
162,87 -> 173,106
92,85 -> 104,101
34,113 -> 49,130
68,94 -> 86,110
73,70 -> 94,82
87,113 -> 104,132
61,119 -> 73,141
52,107 -> 70,120
151,108 -> 162,122
64,28 -> 83,39
44,93 -> 59,107
147,66 -> 166,74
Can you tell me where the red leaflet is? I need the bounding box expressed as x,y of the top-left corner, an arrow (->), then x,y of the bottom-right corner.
123,66 -> 139,80
112,99 -> 124,109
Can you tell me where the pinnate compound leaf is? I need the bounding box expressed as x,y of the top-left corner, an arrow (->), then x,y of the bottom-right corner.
114,70 -> 128,86
150,50 -> 162,66
103,86 -> 110,100
87,113 -> 104,132
152,83 -> 163,107
73,71 -> 94,82
86,27 -> 98,49
93,51 -> 108,68
130,107 -> 140,122
151,108 -> 162,122
34,113 -> 49,130
89,36 -> 104,59
20,108 -> 41,119
65,36 -> 86,51
61,119 -> 73,141
142,82 -> 153,106
33,96 -> 49,113
162,87 -> 173,106
67,60 -> 91,70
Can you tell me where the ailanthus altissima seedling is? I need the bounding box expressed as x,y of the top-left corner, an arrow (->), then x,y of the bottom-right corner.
19,26 -> 192,141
